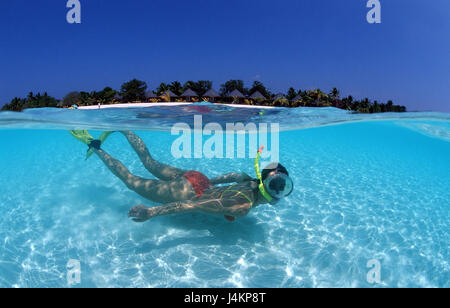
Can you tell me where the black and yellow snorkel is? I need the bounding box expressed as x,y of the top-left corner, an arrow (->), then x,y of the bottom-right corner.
254,146 -> 274,202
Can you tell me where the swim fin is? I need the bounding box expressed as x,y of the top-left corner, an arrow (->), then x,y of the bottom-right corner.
85,131 -> 115,159
69,130 -> 115,160
69,130 -> 94,145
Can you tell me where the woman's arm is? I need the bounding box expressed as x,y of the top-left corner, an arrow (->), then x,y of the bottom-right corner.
209,172 -> 252,185
128,197 -> 252,222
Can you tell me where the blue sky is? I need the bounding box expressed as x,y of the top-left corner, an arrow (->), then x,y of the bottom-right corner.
0,0 -> 449,112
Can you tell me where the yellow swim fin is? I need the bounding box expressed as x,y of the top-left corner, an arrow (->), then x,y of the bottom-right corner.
69,130 -> 94,145
85,131 -> 115,160
70,130 -> 115,160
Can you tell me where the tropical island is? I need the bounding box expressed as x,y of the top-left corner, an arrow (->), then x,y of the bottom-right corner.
1,79 -> 406,113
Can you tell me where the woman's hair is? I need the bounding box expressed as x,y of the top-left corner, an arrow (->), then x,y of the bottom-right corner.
261,163 -> 289,181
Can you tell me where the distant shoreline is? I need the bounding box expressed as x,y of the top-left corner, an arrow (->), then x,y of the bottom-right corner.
1,80 -> 407,114
78,102 -> 276,110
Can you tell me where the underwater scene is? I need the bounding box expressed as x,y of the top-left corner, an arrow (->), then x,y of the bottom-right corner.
0,104 -> 449,287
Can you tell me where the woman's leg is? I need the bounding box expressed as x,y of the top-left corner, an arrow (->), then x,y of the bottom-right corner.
93,148 -> 195,203
120,131 -> 187,181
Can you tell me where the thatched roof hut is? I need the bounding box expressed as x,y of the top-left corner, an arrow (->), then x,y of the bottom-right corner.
203,88 -> 220,98
162,90 -> 178,98
203,88 -> 220,102
273,93 -> 286,100
249,91 -> 266,100
145,91 -> 157,99
180,89 -> 198,102
181,89 -> 198,97
228,89 -> 245,98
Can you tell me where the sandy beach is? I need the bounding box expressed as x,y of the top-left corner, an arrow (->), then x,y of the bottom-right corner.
78,102 -> 275,110
78,102 -> 192,110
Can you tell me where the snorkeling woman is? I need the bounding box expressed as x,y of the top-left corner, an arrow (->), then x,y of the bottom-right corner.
70,131 -> 293,222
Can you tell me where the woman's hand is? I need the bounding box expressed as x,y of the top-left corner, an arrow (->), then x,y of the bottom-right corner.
128,205 -> 151,222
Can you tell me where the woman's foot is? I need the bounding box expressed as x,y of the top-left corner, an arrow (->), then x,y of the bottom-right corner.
88,139 -> 102,150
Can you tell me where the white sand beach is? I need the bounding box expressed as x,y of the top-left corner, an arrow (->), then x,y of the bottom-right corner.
78,102 -> 275,110
78,102 -> 192,110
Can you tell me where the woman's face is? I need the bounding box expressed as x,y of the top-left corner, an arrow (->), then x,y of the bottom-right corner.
263,171 -> 294,201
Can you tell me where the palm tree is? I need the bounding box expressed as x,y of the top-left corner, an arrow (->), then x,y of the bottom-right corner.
156,83 -> 169,96
341,96 -> 353,110
358,98 -> 371,113
329,87 -> 340,107
301,91 -> 313,106
169,81 -> 183,96
386,100 -> 394,112
249,81 -> 270,98
330,87 -> 340,100
308,89 -> 329,106
286,87 -> 297,101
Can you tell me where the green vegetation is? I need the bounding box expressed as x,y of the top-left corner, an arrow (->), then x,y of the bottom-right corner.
168,81 -> 183,96
184,80 -> 212,97
1,92 -> 57,111
220,80 -> 247,96
62,91 -> 82,107
156,82 -> 169,96
1,79 -> 406,113
249,81 -> 271,99
120,79 -> 147,102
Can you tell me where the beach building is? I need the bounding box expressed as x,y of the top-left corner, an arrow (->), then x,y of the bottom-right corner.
180,89 -> 198,102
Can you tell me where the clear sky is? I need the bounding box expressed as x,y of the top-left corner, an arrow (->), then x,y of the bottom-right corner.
0,0 -> 449,112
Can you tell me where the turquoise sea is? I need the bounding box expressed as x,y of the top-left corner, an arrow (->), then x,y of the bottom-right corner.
0,104 -> 449,287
